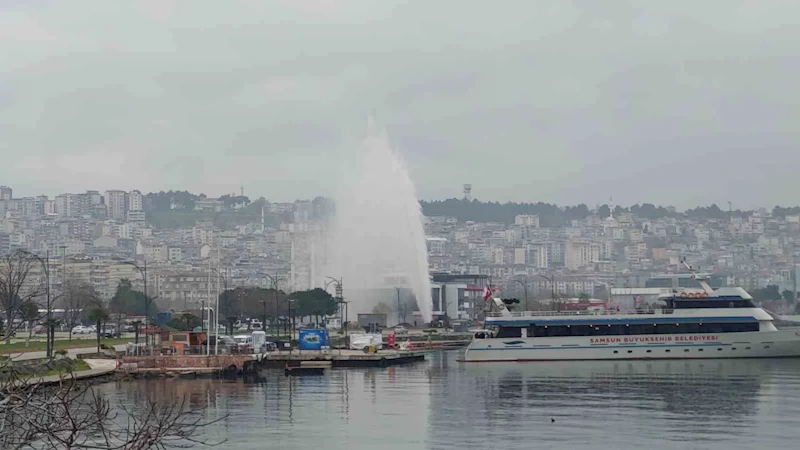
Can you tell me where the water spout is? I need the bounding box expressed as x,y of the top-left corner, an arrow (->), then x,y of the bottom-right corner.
326,118 -> 432,324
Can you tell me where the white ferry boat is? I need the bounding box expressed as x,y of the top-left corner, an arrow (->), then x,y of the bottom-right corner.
464,276 -> 800,362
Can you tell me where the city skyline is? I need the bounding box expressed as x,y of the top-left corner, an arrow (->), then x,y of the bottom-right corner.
2,184 -> 799,214
2,1 -> 800,208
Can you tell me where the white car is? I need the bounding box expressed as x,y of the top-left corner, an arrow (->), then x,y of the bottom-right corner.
72,325 -> 91,334
394,326 -> 408,335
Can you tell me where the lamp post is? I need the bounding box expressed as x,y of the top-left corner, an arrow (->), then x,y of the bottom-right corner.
325,276 -> 344,332
122,260 -> 149,348
395,287 -> 402,326
538,274 -> 557,311
511,278 -> 528,312
208,267 -> 229,355
261,273 -> 281,339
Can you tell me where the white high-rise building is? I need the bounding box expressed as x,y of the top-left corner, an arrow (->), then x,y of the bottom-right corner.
105,190 -> 127,220
565,240 -> 601,270
55,193 -> 74,216
515,215 -> 540,228
128,190 -> 143,211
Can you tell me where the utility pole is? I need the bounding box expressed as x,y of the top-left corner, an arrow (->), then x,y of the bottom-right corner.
538,274 -> 556,311
395,287 -> 401,326
512,278 -> 528,311
215,247 -> 221,356
793,244 -> 797,307
45,249 -> 51,359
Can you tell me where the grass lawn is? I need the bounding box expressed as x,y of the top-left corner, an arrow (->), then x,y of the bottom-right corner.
34,359 -> 92,377
0,359 -> 93,381
0,338 -> 132,354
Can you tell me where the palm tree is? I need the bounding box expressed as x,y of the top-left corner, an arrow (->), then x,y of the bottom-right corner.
88,307 -> 109,354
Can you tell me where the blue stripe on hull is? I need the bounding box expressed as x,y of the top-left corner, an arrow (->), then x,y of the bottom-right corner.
487,316 -> 757,326
469,342 -> 732,351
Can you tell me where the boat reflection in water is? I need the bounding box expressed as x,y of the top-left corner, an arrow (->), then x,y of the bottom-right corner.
93,352 -> 800,450
429,353 -> 800,448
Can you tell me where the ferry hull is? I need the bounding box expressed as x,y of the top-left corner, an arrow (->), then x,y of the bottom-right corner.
463,329 -> 800,362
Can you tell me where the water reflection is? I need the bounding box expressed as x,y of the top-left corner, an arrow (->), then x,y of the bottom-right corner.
96,353 -> 800,449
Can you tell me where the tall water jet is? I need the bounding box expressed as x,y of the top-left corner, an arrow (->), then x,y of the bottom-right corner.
326,118 -> 433,324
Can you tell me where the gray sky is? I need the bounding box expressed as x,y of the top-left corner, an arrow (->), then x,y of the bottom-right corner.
1,1 -> 799,209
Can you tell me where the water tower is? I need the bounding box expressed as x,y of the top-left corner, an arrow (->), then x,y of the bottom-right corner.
463,184 -> 472,201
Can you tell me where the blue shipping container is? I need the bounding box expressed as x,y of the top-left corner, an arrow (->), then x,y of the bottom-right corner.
299,329 -> 329,350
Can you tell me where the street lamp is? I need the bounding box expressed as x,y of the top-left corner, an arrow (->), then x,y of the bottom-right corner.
122,260 -> 150,348
511,278 -> 528,312
395,287 -> 401,326
325,276 -> 345,333
261,273 -> 281,339
538,274 -> 557,311
209,267 -> 228,356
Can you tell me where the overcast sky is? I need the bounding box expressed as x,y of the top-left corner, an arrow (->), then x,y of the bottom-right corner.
1,1 -> 798,209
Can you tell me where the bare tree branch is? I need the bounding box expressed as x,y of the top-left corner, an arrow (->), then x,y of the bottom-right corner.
0,250 -> 44,343
0,357 -> 226,449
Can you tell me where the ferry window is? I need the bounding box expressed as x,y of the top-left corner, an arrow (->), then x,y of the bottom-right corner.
532,326 -> 548,337
665,349 -> 671,353
570,325 -> 592,337
608,325 -> 627,335
701,323 -> 725,333
546,326 -> 570,337
629,325 -> 652,335
655,324 -> 678,334
613,351 -> 618,354
681,323 -> 701,333
496,327 -> 523,338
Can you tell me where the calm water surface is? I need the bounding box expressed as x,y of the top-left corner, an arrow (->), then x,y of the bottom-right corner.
98,351 -> 800,449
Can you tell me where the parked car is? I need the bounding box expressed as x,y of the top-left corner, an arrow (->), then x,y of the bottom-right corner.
393,326 -> 408,335
101,326 -> 118,338
72,325 -> 91,334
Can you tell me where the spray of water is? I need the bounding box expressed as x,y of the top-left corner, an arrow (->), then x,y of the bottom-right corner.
326,118 -> 433,324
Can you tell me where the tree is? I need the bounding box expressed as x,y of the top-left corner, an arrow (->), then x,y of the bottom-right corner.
60,278 -> 101,340
166,313 -> 202,331
0,359 -> 225,448
219,287 -> 288,325
578,292 -> 591,305
88,307 -> 109,354
109,279 -> 154,317
752,285 -> 782,301
372,302 -> 392,316
290,288 -> 338,325
782,290 -> 796,303
20,301 -> 40,348
0,250 -> 43,343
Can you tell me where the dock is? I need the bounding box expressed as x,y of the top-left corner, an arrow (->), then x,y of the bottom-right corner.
259,349 -> 426,368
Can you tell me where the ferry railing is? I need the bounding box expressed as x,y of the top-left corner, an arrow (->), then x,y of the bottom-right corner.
486,309 -> 674,318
